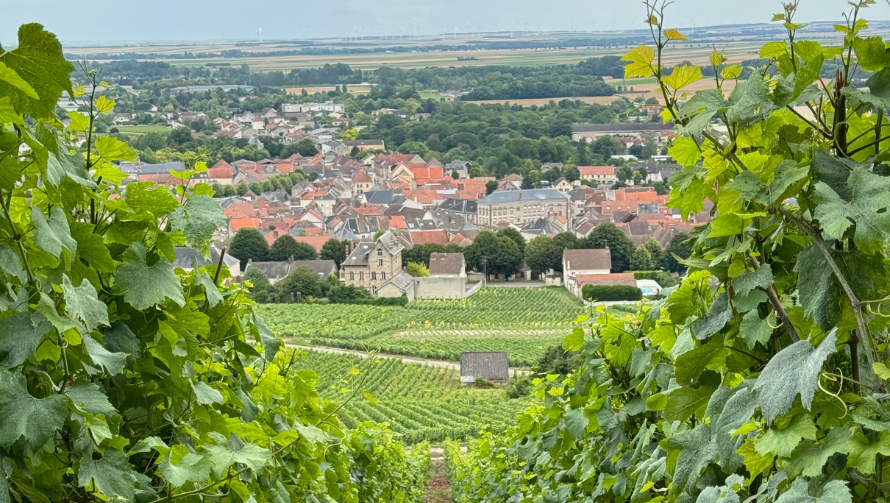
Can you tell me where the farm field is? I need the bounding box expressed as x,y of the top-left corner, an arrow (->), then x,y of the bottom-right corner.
289,349 -> 525,443
114,125 -> 172,135
257,287 -> 589,366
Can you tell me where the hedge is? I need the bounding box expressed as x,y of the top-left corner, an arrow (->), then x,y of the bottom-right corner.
582,284 -> 643,302
629,270 -> 677,288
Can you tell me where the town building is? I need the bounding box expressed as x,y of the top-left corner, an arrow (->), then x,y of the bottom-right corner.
476,189 -> 572,227
340,230 -> 404,296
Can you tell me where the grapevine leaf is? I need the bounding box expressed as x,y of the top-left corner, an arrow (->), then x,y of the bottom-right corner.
691,293 -> 732,340
760,41 -> 787,58
0,24 -> 74,118
61,275 -> 109,332
668,137 -> 701,168
667,424 -> 718,492
0,62 -> 37,98
663,386 -> 715,424
95,136 -> 137,162
847,431 -> 890,475
724,161 -> 808,206
733,265 -> 772,297
112,242 -> 185,310
753,413 -> 817,458
775,478 -> 852,503
563,326 -> 585,352
70,222 -> 115,273
194,270 -> 223,308
563,408 -> 588,441
664,29 -> 688,41
169,195 -> 226,255
622,45 -> 655,79
123,182 -> 180,219
0,244 -> 26,283
66,380 -> 116,416
0,368 -> 67,448
813,166 -> 890,254
753,329 -> 837,424
158,450 -> 212,488
101,321 -> 140,364
782,426 -> 854,477
32,206 -> 77,259
203,434 -> 270,478
250,313 -> 281,362
192,382 -> 223,405
674,339 -> 726,383
81,334 -> 126,376
740,310 -> 775,348
0,311 -> 52,368
857,36 -> 890,72
94,95 -> 115,114
679,89 -> 726,117
77,448 -> 140,502
295,424 -> 328,445
738,439 -> 774,481
664,65 -> 703,91
794,245 -> 881,331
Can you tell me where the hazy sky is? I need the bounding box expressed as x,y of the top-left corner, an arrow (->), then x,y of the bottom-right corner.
3,0 -> 889,46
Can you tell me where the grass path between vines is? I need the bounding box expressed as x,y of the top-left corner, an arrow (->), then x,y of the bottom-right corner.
425,447 -> 451,503
285,343 -> 530,375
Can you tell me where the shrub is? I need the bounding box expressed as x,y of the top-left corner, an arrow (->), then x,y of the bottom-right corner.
581,284 -> 642,301
474,377 -> 496,389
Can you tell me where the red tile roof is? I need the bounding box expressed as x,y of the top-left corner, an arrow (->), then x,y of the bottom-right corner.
579,166 -> 615,176
409,229 -> 449,245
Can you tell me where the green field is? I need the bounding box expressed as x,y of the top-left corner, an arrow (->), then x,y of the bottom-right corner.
258,287 -> 591,366
114,125 -> 172,135
290,349 -> 525,443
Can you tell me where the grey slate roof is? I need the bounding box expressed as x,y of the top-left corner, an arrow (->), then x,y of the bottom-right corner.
438,199 -> 477,214
245,259 -> 337,281
429,253 -> 465,276
460,352 -> 509,382
363,190 -> 395,205
173,245 -> 240,270
478,189 -> 569,205
563,249 -> 612,272
381,270 -> 414,292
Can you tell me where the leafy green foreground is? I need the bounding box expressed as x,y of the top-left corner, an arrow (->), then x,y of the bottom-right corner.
0,24 -> 428,502
445,2 -> 890,502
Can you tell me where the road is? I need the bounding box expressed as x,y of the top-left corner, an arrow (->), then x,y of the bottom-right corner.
285,343 -> 527,376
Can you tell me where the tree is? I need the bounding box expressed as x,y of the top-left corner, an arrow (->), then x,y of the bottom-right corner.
229,227 -> 269,269
342,128 -> 358,141
451,170 -> 460,179
582,223 -> 634,273
630,245 -> 655,270
485,180 -> 499,195
236,183 -> 249,196
320,238 -> 348,267
564,165 -> 581,183
277,267 -> 323,301
642,238 -> 664,267
495,236 -> 524,280
269,235 -> 318,261
661,232 -> 690,273
465,230 -> 501,279
525,236 -> 561,275
497,227 -> 526,256
401,242 -> 445,267
617,166 -> 635,181
406,262 -> 430,277
329,284 -> 373,303
244,268 -> 276,303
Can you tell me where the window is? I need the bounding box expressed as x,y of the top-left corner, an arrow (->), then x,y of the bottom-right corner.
371,272 -> 377,280
381,272 -> 386,280
377,259 -> 383,266
349,272 -> 354,280
359,272 -> 364,281
377,249 -> 383,256
372,286 -> 377,295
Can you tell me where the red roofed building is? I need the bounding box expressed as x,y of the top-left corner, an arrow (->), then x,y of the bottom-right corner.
408,229 -> 449,246
293,235 -> 331,253
230,217 -> 262,233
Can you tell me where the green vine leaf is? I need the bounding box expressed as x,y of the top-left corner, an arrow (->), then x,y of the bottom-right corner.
0,368 -> 67,449
112,242 -> 185,310
753,329 -> 838,424
62,275 -> 109,332
0,311 -> 52,368
31,206 -> 77,260
0,24 -> 74,118
813,166 -> 890,255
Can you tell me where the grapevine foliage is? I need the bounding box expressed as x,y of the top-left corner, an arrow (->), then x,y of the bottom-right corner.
447,1 -> 890,502
0,24 -> 429,502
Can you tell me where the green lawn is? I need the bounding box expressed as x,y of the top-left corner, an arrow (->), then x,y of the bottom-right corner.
114,125 -> 172,135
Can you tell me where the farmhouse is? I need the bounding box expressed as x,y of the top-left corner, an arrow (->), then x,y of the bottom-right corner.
563,249 -> 612,298
340,230 -> 404,296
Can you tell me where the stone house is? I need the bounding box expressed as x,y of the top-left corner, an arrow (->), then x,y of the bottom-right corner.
563,249 -> 612,298
340,230 -> 404,296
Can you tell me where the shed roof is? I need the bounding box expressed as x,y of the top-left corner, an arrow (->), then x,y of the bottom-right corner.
563,249 -> 612,272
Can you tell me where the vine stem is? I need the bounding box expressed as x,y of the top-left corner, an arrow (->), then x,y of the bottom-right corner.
748,255 -> 799,342
778,207 -> 877,370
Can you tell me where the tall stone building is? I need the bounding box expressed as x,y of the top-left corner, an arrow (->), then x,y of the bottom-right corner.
340,230 -> 404,296
476,189 -> 572,227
